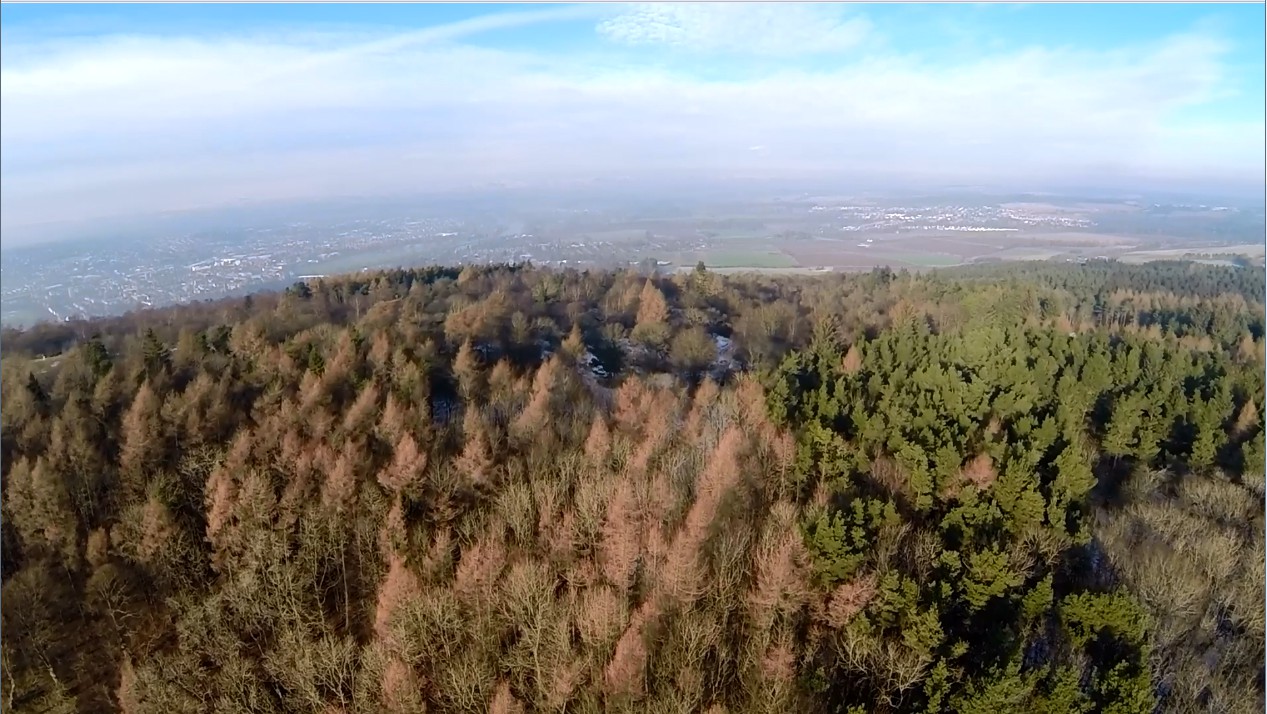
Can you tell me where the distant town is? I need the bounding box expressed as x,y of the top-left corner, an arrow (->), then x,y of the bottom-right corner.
3,194 -> 1263,328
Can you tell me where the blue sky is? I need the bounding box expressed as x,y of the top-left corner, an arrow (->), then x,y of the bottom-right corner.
2,3 -> 1263,231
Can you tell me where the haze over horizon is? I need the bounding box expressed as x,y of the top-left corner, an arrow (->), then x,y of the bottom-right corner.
2,2 -> 1264,243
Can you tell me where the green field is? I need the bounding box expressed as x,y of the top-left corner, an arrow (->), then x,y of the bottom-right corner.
887,253 -> 963,268
701,250 -> 799,269
309,245 -> 434,275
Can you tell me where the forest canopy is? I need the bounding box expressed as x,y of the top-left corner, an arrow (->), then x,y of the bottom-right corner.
1,259 -> 1263,714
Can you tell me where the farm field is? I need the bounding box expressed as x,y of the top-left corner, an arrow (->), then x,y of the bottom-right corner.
699,248 -> 798,268
1116,242 -> 1266,263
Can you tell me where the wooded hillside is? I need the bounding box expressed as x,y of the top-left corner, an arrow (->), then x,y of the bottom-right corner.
2,261 -> 1263,713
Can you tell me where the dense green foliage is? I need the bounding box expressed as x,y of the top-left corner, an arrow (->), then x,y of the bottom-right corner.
1,260 -> 1262,713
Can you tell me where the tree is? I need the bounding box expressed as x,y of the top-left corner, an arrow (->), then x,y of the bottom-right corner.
142,328 -> 171,380
1102,395 -> 1141,459
561,324 -> 586,360
118,382 -> 166,502
379,433 -> 427,494
453,339 -> 481,403
635,279 -> 669,328
669,327 -> 717,377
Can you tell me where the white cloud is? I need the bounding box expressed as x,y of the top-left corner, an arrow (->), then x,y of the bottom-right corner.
596,2 -> 872,56
0,9 -> 1261,233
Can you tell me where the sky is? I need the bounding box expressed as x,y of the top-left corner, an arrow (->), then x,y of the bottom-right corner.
1,2 -> 1264,237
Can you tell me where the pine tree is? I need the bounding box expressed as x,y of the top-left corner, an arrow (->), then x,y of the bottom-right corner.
1102,395 -> 1141,459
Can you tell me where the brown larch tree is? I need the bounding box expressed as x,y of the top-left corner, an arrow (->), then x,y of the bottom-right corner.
748,502 -> 810,631
137,494 -> 177,566
453,533 -> 507,600
378,433 -> 427,494
455,410 -> 495,488
453,339 -> 481,403
658,427 -> 744,606
604,611 -> 649,698
599,481 -> 641,594
204,464 -> 237,571
635,279 -> 669,328
377,393 -> 409,447
342,382 -> 380,438
381,655 -> 426,713
118,381 -> 165,502
511,356 -> 559,439
321,446 -> 361,515
374,553 -> 421,643
820,572 -> 879,629
583,415 -> 612,468
489,679 -> 525,714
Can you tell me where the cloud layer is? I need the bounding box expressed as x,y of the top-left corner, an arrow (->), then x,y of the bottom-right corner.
597,3 -> 871,56
1,4 -> 1262,233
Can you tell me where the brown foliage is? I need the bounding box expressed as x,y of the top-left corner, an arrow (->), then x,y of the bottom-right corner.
379,433 -> 428,493
576,584 -> 628,649
760,633 -> 797,684
512,356 -> 559,439
635,279 -> 669,327
771,429 -> 797,478
87,528 -> 111,569
658,427 -> 744,605
381,656 -> 427,713
455,410 -> 495,488
378,393 -> 409,446
627,397 -> 674,476
204,465 -> 237,559
869,456 -> 911,502
604,611 -> 649,697
453,535 -> 506,599
119,382 -> 164,497
734,374 -> 769,433
490,679 -> 525,714
488,359 -> 516,400
749,503 -> 811,628
583,415 -> 612,468
547,657 -> 584,711
614,376 -> 648,431
1234,399 -> 1259,437
453,339 -> 480,402
117,654 -> 141,714
685,377 -> 721,438
380,494 -> 408,560
562,323 -> 586,358
841,344 -> 863,375
822,572 -> 879,628
375,554 -> 421,642
368,331 -> 393,373
959,452 -> 998,491
600,481 -> 642,593
298,368 -> 329,415
342,382 -> 380,436
138,495 -> 177,565
322,446 -> 361,514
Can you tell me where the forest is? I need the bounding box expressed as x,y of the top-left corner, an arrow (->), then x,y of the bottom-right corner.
1,259 -> 1263,714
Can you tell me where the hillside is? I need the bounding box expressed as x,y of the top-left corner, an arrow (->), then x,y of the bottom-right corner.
1,261 -> 1263,714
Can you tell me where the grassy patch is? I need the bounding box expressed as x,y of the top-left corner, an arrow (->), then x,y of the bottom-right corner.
702,250 -> 798,269
887,253 -> 963,268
